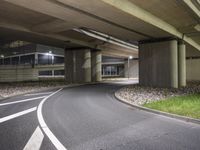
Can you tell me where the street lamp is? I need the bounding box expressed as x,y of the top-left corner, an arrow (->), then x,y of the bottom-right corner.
128,56 -> 133,79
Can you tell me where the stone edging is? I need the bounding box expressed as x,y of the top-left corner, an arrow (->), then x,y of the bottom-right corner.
114,89 -> 200,125
0,82 -> 96,102
0,85 -> 70,102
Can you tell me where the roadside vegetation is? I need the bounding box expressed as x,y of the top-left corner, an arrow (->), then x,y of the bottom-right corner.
144,94 -> 200,119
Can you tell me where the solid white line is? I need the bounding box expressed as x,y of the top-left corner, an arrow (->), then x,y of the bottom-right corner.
0,96 -> 46,106
25,92 -> 53,96
23,126 -> 44,150
0,107 -> 37,123
37,88 -> 67,150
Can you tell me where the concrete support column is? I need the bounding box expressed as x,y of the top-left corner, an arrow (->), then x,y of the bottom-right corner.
124,59 -> 139,79
82,49 -> 92,83
139,40 -> 178,88
169,40 -> 178,88
91,51 -> 102,82
64,50 -> 74,83
178,42 -> 186,87
64,49 -> 92,83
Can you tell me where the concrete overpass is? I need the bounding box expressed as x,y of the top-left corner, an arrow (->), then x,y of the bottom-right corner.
0,0 -> 199,87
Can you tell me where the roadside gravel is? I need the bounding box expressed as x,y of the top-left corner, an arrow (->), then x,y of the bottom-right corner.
0,81 -> 67,98
115,82 -> 200,105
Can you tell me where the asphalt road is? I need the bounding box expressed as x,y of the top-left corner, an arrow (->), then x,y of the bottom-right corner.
0,81 -> 200,150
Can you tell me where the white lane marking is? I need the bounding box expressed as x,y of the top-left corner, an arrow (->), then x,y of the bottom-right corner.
25,92 -> 53,96
0,96 -> 46,106
0,107 -> 37,123
23,126 -> 44,150
37,88 -> 67,150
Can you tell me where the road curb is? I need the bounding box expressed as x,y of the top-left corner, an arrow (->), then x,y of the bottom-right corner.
0,85 -> 68,102
114,90 -> 200,125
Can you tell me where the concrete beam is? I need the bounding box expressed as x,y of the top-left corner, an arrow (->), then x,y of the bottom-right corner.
0,21 -> 96,48
182,0 -> 200,18
102,0 -> 200,51
31,19 -> 77,33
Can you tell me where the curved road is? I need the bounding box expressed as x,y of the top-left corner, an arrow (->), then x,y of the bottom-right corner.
0,81 -> 200,150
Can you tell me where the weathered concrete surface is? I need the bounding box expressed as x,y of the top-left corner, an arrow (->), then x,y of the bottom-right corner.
187,59 -> 200,81
178,43 -> 186,87
65,50 -> 74,83
124,59 -> 138,79
0,0 -> 199,53
186,48 -> 200,81
139,40 -> 178,88
65,49 -> 91,83
0,65 -> 38,82
91,51 -> 102,82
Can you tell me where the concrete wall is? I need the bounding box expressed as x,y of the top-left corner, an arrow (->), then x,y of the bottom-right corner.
0,65 -> 38,82
124,60 -> 139,79
139,40 -> 178,88
186,47 -> 200,81
186,59 -> 200,81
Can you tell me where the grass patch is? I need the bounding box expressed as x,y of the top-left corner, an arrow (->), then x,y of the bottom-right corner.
143,94 -> 200,119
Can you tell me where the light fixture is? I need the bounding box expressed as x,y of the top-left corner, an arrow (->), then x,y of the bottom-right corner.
45,51 -> 53,56
0,55 -> 4,58
129,56 -> 133,59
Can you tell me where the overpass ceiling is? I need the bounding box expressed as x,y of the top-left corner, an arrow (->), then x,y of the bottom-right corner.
0,0 -> 199,52
0,0 -> 171,41
129,0 -> 199,28
129,0 -> 200,45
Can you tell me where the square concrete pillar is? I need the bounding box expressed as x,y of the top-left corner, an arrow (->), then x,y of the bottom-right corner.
64,50 -> 74,83
124,59 -> 139,79
91,51 -> 102,82
178,42 -> 186,87
139,40 -> 178,88
64,49 -> 91,83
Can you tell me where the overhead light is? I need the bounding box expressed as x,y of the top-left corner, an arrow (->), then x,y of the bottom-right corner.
0,55 -> 4,58
194,24 -> 200,31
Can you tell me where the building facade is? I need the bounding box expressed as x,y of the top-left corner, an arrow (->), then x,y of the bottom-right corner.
0,41 -> 139,82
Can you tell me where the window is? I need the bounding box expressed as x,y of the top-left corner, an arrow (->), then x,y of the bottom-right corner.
39,70 -> 53,76
102,65 -> 124,77
54,56 -> 64,64
20,54 -> 35,65
54,70 -> 64,76
11,57 -> 19,65
38,54 -> 52,65
4,58 -> 11,65
0,59 -> 3,65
